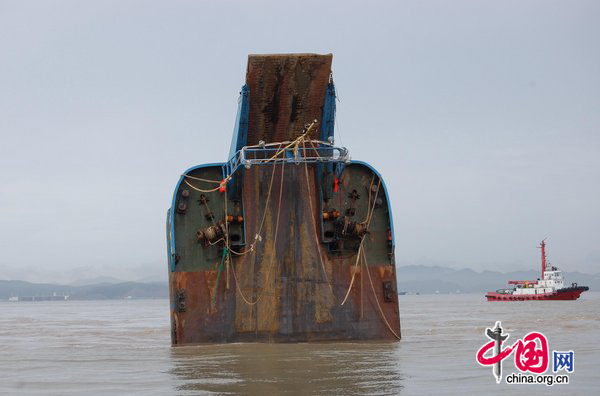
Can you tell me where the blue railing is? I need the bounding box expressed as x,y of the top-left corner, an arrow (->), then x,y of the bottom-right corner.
224,141 -> 349,179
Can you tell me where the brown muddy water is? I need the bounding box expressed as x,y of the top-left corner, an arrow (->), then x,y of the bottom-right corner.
1,293 -> 598,395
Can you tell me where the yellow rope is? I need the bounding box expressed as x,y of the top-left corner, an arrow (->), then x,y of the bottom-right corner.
182,174 -> 222,184
362,175 -> 375,224
307,140 -> 321,158
340,178 -> 381,306
230,255 -> 260,305
261,160 -> 286,289
363,247 -> 401,340
229,161 -> 286,306
255,160 -> 279,242
207,238 -> 224,246
340,240 -> 364,305
302,139 -> 333,292
245,138 -> 329,150
264,121 -> 317,163
227,144 -> 282,257
366,180 -> 381,228
182,179 -> 221,193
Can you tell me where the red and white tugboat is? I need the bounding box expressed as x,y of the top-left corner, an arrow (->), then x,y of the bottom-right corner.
486,240 -> 589,301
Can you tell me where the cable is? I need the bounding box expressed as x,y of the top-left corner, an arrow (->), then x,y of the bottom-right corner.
340,240 -> 364,305
340,178 -> 381,306
302,139 -> 333,291
362,175 -> 375,224
182,174 -> 222,184
229,160 -> 286,306
182,179 -> 221,193
363,247 -> 401,340
263,121 -> 318,163
261,160 -> 285,288
227,144 -> 282,256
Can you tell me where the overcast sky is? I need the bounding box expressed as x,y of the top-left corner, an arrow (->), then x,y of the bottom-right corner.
1,0 -> 598,283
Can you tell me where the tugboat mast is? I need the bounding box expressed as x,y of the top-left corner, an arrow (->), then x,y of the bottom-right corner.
539,239 -> 547,279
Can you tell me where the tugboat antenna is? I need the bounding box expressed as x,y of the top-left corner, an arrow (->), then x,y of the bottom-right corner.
538,238 -> 548,279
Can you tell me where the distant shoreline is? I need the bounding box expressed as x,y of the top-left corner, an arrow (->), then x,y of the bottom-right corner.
0,280 -> 168,301
1,264 -> 596,299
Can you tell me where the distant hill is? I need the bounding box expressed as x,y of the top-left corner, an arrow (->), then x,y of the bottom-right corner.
1,265 -> 597,299
68,276 -> 124,286
0,280 -> 167,300
396,265 -> 599,294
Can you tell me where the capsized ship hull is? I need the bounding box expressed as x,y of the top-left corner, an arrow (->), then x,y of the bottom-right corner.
167,54 -> 401,344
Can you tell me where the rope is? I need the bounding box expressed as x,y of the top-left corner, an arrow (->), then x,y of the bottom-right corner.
340,178 -> 381,306
362,175 -> 375,224
207,238 -> 224,246
264,121 -> 317,163
227,144 -> 282,256
211,247 -> 228,305
245,148 -> 281,249
261,160 -> 285,288
244,138 -> 331,150
307,140 -> 322,158
183,178 -> 221,193
229,254 -> 260,305
366,180 -> 381,228
363,247 -> 401,340
361,248 -> 364,319
182,170 -> 234,195
302,139 -> 333,291
229,160 -> 286,306
340,240 -> 364,305
228,246 -> 251,256
182,174 -> 222,184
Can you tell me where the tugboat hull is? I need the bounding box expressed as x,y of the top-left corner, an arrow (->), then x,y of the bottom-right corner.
486,286 -> 589,301
484,240 -> 589,302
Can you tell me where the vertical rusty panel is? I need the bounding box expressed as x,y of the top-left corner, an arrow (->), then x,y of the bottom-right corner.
246,54 -> 332,144
170,270 -> 237,344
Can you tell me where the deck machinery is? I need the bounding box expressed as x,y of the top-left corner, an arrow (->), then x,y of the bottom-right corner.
167,54 -> 400,344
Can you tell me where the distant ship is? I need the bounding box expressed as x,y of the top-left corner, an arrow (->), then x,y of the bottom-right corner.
166,54 -> 400,344
485,240 -> 589,301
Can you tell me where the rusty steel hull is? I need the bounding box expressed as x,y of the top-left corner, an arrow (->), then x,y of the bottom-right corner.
246,54 -> 332,144
167,54 -> 400,344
